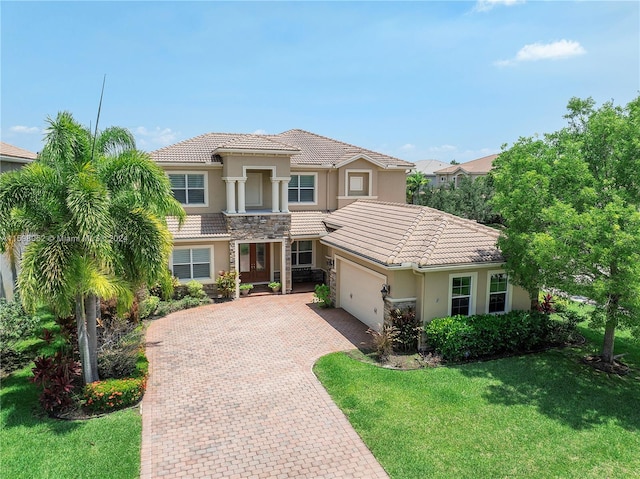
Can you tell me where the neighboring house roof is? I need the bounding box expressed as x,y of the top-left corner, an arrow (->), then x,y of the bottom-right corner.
0,142 -> 37,161
167,214 -> 229,240
150,129 -> 414,169
433,154 -> 498,175
413,159 -> 450,175
290,211 -> 329,237
322,200 -> 502,268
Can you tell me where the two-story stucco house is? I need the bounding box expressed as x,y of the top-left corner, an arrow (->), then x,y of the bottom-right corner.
151,130 -> 530,331
433,153 -> 498,187
1,142 -> 37,300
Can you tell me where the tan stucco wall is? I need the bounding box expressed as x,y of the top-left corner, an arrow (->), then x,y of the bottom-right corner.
420,267 -> 531,321
163,166 -> 225,214
221,155 -> 291,178
170,240 -> 230,284
377,170 -> 409,203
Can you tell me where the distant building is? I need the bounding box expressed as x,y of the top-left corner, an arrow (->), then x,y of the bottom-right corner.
412,159 -> 451,187
0,142 -> 37,300
433,153 -> 498,187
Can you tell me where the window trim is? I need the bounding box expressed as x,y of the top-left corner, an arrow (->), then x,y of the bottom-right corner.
291,239 -> 314,267
167,171 -> 209,207
288,172 -> 318,205
485,270 -> 513,314
448,272 -> 478,316
344,169 -> 373,198
169,246 -> 213,283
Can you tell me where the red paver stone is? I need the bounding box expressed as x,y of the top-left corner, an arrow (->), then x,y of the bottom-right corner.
140,293 -> 389,479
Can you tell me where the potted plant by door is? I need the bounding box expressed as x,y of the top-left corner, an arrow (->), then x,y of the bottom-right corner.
268,281 -> 281,293
239,283 -> 253,296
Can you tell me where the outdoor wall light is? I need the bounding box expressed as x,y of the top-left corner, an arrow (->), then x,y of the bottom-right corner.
380,284 -> 390,299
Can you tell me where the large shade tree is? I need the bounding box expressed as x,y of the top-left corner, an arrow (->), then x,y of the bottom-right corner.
492,96 -> 640,364
0,112 -> 185,383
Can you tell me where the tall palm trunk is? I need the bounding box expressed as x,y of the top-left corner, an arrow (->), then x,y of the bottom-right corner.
76,294 -> 98,384
85,294 -> 100,381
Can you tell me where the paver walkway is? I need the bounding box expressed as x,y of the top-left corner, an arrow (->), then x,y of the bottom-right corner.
140,292 -> 389,478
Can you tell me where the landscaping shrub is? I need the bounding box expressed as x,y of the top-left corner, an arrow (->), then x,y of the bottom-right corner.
313,284 -> 332,308
31,351 -> 82,413
186,280 -> 207,299
368,325 -> 398,361
84,376 -> 146,413
425,310 -> 557,361
139,295 -> 160,319
388,307 -> 421,353
215,270 -> 238,298
0,297 -> 38,354
98,324 -> 144,379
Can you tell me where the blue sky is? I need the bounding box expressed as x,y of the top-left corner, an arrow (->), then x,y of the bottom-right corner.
2,1 -> 638,163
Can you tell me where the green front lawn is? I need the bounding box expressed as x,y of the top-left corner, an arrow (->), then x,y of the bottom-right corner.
315,330 -> 640,478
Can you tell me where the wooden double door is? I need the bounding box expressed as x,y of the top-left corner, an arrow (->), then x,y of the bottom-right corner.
239,243 -> 270,283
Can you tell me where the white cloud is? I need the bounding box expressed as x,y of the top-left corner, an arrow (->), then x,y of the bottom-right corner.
400,143 -> 415,151
134,126 -> 179,149
10,125 -> 40,134
474,0 -> 524,13
252,129 -> 267,135
495,39 -> 586,66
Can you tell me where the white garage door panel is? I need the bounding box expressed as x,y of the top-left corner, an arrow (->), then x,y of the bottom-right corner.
338,260 -> 385,331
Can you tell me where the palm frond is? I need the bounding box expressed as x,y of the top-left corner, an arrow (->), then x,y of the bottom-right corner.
95,126 -> 136,156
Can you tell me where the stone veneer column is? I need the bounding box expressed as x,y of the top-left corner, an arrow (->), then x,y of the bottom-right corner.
237,179 -> 247,214
280,180 -> 289,213
225,179 -> 236,214
271,179 -> 280,213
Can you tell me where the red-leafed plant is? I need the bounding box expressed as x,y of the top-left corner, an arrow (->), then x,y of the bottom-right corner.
537,293 -> 555,315
31,351 -> 81,414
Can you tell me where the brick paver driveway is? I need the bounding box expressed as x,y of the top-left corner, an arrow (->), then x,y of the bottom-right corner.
140,292 -> 389,478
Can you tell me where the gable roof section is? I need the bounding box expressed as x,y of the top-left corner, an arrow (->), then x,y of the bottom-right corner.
274,129 -> 414,168
150,129 -> 414,168
167,213 -> 229,239
322,200 -> 502,268
0,142 -> 37,161
434,154 -> 498,175
413,159 -> 451,175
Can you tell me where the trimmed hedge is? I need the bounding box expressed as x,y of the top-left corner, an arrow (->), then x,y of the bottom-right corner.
425,310 -> 553,361
84,377 -> 146,413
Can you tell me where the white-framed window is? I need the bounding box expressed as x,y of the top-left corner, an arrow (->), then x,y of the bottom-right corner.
168,172 -> 207,206
345,169 -> 371,197
288,174 -> 316,204
171,248 -> 211,280
292,240 -> 313,267
448,272 -> 477,316
486,271 -> 511,314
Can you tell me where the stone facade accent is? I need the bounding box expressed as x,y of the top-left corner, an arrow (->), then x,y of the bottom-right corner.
383,298 -> 417,325
328,267 -> 337,306
225,213 -> 292,293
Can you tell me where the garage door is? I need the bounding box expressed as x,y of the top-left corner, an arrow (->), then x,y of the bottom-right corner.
338,257 -> 385,331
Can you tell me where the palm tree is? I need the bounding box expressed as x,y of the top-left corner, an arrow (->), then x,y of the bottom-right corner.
406,171 -> 429,204
0,111 -> 184,384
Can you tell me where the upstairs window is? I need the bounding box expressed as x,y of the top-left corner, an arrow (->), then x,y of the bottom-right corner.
346,171 -> 370,197
288,174 -> 316,203
169,173 -> 206,205
292,240 -> 313,266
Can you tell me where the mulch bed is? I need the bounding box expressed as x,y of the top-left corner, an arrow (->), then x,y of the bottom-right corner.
581,355 -> 630,375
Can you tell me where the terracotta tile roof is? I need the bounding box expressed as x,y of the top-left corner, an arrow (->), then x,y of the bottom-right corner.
167,214 -> 229,239
322,200 -> 503,268
0,142 -> 37,160
214,134 -> 299,153
150,129 -> 414,168
434,154 -> 498,175
273,129 -> 414,168
290,211 -> 329,237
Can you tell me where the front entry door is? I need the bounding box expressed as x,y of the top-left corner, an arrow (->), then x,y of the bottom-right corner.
239,243 -> 270,283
